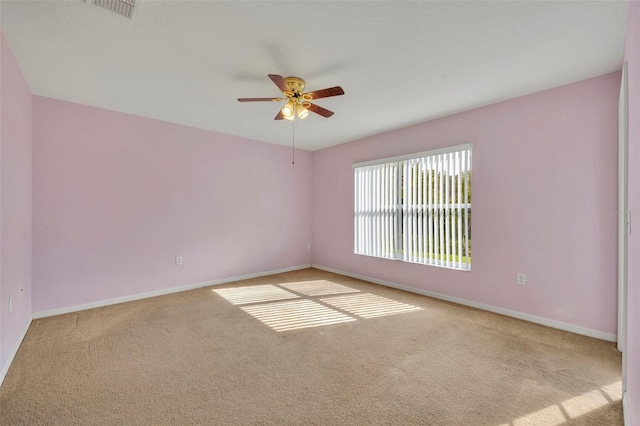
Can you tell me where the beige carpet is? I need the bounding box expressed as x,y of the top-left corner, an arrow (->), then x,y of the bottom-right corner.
0,268 -> 622,425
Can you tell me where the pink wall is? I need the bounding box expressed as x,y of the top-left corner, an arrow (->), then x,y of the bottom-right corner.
0,33 -> 33,369
32,97 -> 312,312
312,72 -> 620,336
623,1 -> 639,423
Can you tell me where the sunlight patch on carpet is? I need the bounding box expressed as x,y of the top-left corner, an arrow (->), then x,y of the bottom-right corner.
279,280 -> 360,296
213,285 -> 299,305
497,381 -> 622,426
510,404 -> 566,426
561,387 -> 616,419
321,293 -> 422,318
241,299 -> 356,332
600,381 -> 622,401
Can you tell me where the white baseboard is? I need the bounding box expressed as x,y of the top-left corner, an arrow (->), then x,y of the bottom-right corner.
0,316 -> 33,388
33,264 -> 312,320
311,264 -> 617,342
623,392 -> 630,426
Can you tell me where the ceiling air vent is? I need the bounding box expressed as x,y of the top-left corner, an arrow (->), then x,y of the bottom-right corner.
87,0 -> 136,19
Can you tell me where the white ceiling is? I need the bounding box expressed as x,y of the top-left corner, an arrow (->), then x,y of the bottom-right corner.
0,1 -> 628,151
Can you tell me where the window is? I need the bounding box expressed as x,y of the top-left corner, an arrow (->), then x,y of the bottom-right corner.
354,144 -> 472,271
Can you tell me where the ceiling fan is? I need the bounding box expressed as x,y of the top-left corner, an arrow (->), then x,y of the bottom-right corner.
238,74 -> 345,121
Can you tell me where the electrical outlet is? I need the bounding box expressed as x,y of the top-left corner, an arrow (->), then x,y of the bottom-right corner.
517,273 -> 526,285
176,256 -> 183,266
9,295 -> 13,313
19,287 -> 23,300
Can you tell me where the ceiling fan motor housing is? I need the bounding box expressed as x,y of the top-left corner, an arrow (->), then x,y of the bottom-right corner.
284,77 -> 305,94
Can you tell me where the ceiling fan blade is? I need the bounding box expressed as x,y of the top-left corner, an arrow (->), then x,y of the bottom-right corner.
237,97 -> 281,102
307,103 -> 334,118
274,109 -> 285,120
303,86 -> 344,100
268,74 -> 289,93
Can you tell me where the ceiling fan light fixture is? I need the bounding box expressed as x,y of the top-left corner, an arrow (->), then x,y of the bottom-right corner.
297,103 -> 310,120
281,101 -> 295,118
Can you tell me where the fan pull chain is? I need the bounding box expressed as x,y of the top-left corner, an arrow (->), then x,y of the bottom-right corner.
291,119 -> 296,165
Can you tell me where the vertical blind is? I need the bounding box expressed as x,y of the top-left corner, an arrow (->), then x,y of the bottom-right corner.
354,144 -> 472,271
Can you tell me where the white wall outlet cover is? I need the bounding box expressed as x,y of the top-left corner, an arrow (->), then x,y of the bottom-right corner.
176,256 -> 183,266
517,273 -> 527,285
19,287 -> 23,300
